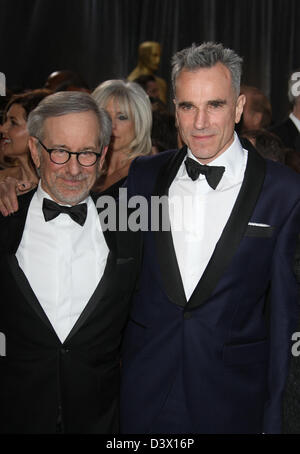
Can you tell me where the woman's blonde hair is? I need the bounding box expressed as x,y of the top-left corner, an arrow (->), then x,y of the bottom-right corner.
92,79 -> 152,158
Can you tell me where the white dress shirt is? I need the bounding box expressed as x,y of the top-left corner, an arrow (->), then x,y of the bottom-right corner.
168,133 -> 248,300
16,183 -> 109,342
289,112 -> 300,133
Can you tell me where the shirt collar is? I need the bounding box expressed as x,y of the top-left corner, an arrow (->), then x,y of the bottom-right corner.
178,132 -> 246,184
289,113 -> 300,133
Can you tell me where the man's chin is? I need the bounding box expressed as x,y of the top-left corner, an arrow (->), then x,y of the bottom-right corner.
53,187 -> 90,206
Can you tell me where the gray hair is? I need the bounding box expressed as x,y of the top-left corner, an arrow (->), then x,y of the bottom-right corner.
27,91 -> 112,148
92,79 -> 152,158
288,69 -> 300,105
171,42 -> 243,97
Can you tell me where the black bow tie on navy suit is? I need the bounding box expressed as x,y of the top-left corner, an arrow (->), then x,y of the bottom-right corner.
42,198 -> 88,226
184,157 -> 225,190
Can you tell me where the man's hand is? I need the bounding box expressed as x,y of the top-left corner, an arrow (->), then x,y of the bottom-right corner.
0,177 -> 35,216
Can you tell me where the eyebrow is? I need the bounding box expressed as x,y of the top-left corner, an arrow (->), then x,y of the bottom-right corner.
177,101 -> 194,107
177,98 -> 227,107
49,144 -> 98,151
207,99 -> 227,106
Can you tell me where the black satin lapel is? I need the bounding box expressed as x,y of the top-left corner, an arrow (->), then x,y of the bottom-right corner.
296,134 -> 300,152
64,194 -> 116,340
187,149 -> 266,311
6,254 -> 59,336
154,147 -> 187,307
3,190 -> 36,253
155,147 -> 188,195
65,192 -> 140,341
64,251 -> 114,342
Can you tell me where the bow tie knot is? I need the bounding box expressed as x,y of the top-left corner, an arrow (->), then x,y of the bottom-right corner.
42,198 -> 87,226
184,157 -> 225,189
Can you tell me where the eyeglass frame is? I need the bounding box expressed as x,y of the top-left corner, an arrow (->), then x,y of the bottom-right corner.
34,137 -> 103,167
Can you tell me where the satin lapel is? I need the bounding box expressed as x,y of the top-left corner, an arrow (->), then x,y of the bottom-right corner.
6,254 -> 59,336
288,119 -> 300,150
63,251 -> 115,343
154,147 -> 187,307
286,118 -> 299,145
63,193 -> 117,341
2,191 -> 62,338
64,192 -> 138,342
187,149 -> 266,311
2,190 -> 36,253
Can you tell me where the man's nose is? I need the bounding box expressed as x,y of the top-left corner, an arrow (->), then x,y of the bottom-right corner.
194,108 -> 209,130
65,154 -> 82,175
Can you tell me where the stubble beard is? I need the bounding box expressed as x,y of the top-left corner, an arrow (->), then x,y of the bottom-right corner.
39,161 -> 102,206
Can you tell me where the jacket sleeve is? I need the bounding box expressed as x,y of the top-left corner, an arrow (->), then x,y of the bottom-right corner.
263,199 -> 300,433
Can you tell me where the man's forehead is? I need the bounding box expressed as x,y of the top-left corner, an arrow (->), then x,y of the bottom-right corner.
43,112 -> 99,146
44,110 -> 97,124
175,64 -> 234,97
43,111 -> 98,131
178,63 -> 231,80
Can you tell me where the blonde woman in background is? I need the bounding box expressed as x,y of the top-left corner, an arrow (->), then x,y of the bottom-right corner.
92,79 -> 152,196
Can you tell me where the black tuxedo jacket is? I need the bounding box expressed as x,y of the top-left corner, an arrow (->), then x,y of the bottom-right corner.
270,117 -> 300,152
0,189 -> 140,434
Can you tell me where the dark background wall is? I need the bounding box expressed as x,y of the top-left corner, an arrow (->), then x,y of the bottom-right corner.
1,0 -> 300,123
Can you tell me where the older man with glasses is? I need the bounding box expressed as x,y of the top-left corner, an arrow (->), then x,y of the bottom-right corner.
0,91 -> 139,434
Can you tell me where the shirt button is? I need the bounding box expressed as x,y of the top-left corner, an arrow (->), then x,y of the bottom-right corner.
184,312 -> 192,320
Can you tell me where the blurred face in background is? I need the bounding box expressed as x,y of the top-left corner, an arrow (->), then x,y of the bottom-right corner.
0,103 -> 29,157
105,97 -> 135,154
146,80 -> 160,98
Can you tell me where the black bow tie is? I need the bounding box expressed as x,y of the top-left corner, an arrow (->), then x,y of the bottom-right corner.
42,198 -> 88,226
184,157 -> 225,189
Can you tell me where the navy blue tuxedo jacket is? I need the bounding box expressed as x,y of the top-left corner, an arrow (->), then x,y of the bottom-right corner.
120,145 -> 300,434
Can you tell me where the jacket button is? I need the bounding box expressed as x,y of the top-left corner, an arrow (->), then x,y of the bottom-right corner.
61,348 -> 69,354
184,312 -> 192,320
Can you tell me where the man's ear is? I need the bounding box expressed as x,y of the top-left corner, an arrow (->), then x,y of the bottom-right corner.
28,137 -> 41,169
235,94 -> 246,123
99,145 -> 108,170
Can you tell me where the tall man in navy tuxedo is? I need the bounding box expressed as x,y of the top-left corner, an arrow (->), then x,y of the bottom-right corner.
120,42 -> 300,434
0,92 -> 139,433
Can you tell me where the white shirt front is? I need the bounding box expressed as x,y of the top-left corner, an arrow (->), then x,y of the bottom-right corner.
16,183 -> 109,342
168,133 -> 248,300
289,112 -> 300,133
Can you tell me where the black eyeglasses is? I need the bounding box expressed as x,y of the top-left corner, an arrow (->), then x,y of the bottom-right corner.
35,138 -> 102,167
